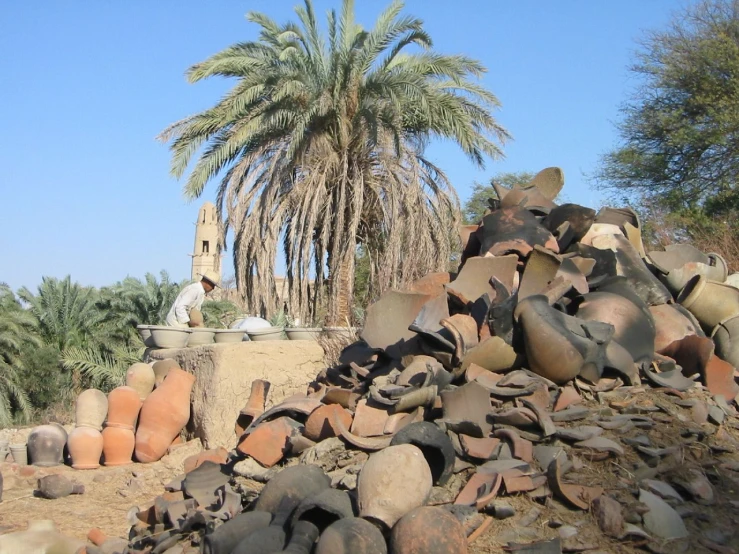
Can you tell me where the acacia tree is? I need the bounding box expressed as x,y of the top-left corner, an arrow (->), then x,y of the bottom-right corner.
160,0 -> 509,324
463,171 -> 536,224
598,0 -> 739,213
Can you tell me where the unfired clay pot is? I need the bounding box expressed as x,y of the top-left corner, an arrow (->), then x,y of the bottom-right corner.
126,363 -> 156,401
152,358 -> 180,387
27,425 -> 68,467
102,426 -> 135,466
75,388 -> 108,430
67,427 -> 103,469
134,368 -> 195,463
678,275 -> 739,331
389,506 -> 468,554
106,386 -> 142,429
357,444 -> 432,529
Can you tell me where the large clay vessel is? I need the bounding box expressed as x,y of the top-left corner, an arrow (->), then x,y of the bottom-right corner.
357,444 -> 432,529
152,358 -> 180,387
316,517 -> 388,554
126,363 -> 156,401
711,314 -> 739,369
102,426 -> 136,466
650,304 -> 703,352
75,389 -> 108,430
201,511 -> 272,554
677,275 -> 739,331
27,425 -> 67,467
254,465 -> 331,515
134,368 -> 195,463
67,427 -> 103,469
389,422 -> 455,486
106,386 -> 142,429
390,506 -> 468,554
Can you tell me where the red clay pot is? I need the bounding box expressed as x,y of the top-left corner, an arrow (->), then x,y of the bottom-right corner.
102,426 -> 135,466
106,386 -> 142,430
390,506 -> 467,554
135,368 -> 195,463
67,427 -> 103,469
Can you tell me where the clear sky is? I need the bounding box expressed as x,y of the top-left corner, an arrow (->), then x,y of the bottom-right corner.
0,0 -> 692,292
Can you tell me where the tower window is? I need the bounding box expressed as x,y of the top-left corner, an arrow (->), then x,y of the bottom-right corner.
202,240 -> 210,254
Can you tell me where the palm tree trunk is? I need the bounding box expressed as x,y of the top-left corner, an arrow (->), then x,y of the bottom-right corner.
327,247 -> 356,326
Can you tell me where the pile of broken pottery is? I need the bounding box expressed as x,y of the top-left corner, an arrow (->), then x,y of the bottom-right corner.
120,168 -> 739,554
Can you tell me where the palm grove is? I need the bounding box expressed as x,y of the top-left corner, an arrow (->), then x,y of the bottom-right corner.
3,0 -> 739,425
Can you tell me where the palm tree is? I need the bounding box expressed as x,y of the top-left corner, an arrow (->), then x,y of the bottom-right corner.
159,0 -> 509,324
0,284 -> 36,424
18,276 -> 101,352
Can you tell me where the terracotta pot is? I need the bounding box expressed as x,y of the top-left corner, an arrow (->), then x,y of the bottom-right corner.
27,424 -> 67,467
135,368 -> 195,463
152,358 -> 180,387
304,404 -> 353,442
315,517 -> 388,554
102,426 -> 135,466
357,444 -> 432,529
254,465 -> 331,515
650,304 -> 703,353
712,314 -> 739,369
292,489 -> 354,532
677,275 -> 739,331
188,308 -> 204,327
389,422 -> 455,486
390,506 -> 468,554
126,362 -> 156,401
67,427 -> 103,469
235,379 -> 271,435
75,389 -> 108,431
106,386 -> 142,430
201,511 -> 272,554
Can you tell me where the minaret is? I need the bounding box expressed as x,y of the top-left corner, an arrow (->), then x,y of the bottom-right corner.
191,202 -> 221,282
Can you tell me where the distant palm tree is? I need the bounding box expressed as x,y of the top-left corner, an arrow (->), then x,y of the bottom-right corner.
0,284 -> 36,424
18,276 -> 101,352
159,0 -> 509,324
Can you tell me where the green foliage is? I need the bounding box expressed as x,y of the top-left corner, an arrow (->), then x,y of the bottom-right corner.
61,344 -> 143,392
159,0 -> 509,324
0,284 -> 35,424
597,0 -> 739,212
201,298 -> 241,328
463,171 -> 536,224
17,344 -> 69,413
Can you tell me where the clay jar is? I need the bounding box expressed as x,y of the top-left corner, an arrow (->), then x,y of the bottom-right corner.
152,359 -> 180,388
75,389 -> 108,430
315,517 -> 388,554
126,363 -> 156,401
390,506 -> 468,554
135,368 -> 195,463
27,425 -> 67,467
357,444 -> 432,530
677,274 -> 739,332
102,426 -> 136,466
106,386 -> 142,429
67,427 -> 103,469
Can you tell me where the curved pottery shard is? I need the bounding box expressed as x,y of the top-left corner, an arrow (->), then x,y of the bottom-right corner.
407,272 -> 451,298
446,255 -> 518,305
440,314 -> 479,366
479,207 -> 560,258
361,290 -> 433,359
518,246 -> 562,300
334,410 -> 393,451
548,458 -> 602,510
650,304 -> 702,353
528,166 -> 565,200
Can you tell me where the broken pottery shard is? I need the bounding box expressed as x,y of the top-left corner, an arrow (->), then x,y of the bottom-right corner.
639,488 -> 689,540
641,479 -> 684,503
407,272 -> 451,297
461,337 -> 519,373
446,255 -> 518,304
704,355 -> 739,400
362,290 -> 433,358
520,399 -> 556,437
553,386 -> 581,412
440,314 -> 479,364
460,435 -> 500,460
670,469 -> 715,505
350,400 -> 391,437
494,429 -> 533,463
502,473 -> 536,493
528,167 -> 565,200
547,458 -> 602,510
247,395 -> 322,431
237,417 -> 302,467
505,538 -> 563,553
454,471 -> 502,509
549,406 -> 589,422
478,207 -> 560,258
334,409 -> 393,451
182,461 -> 231,508
574,437 -> 624,457
441,382 -> 493,436
518,246 -> 563,300
408,294 -> 454,351
650,304 -> 702,352
465,362 -> 504,388
643,368 -> 696,392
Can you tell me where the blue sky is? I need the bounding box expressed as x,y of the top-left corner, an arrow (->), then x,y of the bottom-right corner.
0,0 -> 691,292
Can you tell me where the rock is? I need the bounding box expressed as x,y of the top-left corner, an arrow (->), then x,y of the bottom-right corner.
298,437 -> 347,471
160,439 -> 203,472
592,495 -> 623,537
36,475 -> 84,499
232,457 -> 273,482
639,488 -> 688,540
489,501 -> 516,519
557,526 -> 578,539
519,507 -> 542,527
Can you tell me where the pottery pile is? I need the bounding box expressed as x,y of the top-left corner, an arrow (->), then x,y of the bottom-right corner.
117,167 -> 739,553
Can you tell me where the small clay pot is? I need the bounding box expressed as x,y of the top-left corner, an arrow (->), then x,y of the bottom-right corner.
102,426 -> 135,466
106,386 -> 142,430
135,368 -> 195,463
315,517 -> 388,554
389,422 -> 455,486
390,506 -> 468,554
37,475 -> 85,499
152,358 -> 180,387
10,444 -> 27,466
292,489 -> 354,532
254,465 -> 331,515
678,275 -> 739,332
67,427 -> 103,469
75,389 -> 108,431
126,363 -> 156,401
712,314 -> 739,369
201,511 -> 272,554
27,425 -> 67,467
303,404 -> 353,442
357,444 -> 432,530
280,520 -> 319,554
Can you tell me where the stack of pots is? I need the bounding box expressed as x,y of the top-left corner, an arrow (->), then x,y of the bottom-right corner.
67,389 -> 108,469
103,386 -> 142,466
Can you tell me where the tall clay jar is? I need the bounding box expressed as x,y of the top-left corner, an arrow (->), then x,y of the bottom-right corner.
75,389 -> 108,430
67,427 -> 103,469
103,386 -> 142,466
135,368 -> 195,463
126,363 -> 156,401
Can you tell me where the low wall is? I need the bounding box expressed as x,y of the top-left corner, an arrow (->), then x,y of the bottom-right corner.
149,341 -> 325,450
